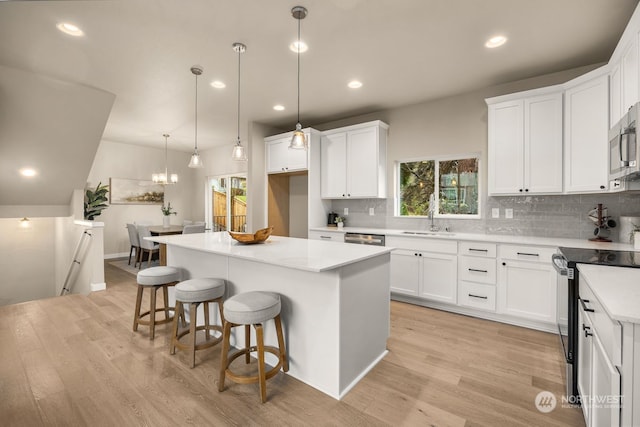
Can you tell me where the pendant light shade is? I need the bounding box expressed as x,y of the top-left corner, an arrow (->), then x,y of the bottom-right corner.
231,42 -> 248,161
289,6 -> 308,150
188,65 -> 204,168
153,134 -> 178,185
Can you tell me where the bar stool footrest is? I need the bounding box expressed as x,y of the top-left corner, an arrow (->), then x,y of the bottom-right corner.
135,308 -> 175,326
224,346 -> 284,384
173,325 -> 223,352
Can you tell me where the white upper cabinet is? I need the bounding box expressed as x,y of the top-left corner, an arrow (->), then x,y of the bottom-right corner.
564,70 -> 609,193
320,120 -> 388,199
487,88 -> 563,195
610,62 -> 622,127
622,35 -> 639,116
265,132 -> 309,174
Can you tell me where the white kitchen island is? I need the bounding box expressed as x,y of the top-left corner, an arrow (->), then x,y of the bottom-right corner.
146,232 -> 392,400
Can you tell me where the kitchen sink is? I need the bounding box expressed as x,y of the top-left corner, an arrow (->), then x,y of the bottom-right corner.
401,231 -> 455,237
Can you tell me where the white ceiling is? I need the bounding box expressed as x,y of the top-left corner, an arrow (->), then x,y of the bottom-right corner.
0,0 -> 638,154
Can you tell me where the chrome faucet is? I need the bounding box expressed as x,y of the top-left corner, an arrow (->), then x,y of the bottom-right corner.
428,193 -> 440,232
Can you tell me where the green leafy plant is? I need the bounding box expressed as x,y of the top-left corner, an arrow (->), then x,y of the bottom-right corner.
335,216 -> 344,224
84,182 -> 109,220
161,202 -> 177,216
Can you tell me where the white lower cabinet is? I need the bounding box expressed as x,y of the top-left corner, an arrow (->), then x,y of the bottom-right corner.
497,245 -> 557,324
388,236 -> 457,303
458,281 -> 496,311
307,230 -> 344,242
457,241 -> 497,312
578,279 -> 622,427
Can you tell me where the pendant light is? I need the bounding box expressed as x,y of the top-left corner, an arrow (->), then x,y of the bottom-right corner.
188,65 -> 204,168
289,6 -> 308,150
152,134 -> 178,185
231,42 -> 248,161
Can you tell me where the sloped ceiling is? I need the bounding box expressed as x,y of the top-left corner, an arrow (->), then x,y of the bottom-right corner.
0,65 -> 115,217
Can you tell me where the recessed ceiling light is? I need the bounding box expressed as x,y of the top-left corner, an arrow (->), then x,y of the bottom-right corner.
289,41 -> 308,53
273,105 -> 285,111
56,22 -> 84,37
348,80 -> 363,89
20,168 -> 37,177
485,35 -> 507,48
210,80 -> 226,89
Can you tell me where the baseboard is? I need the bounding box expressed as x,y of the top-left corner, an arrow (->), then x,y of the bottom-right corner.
104,252 -> 129,260
91,282 -> 106,292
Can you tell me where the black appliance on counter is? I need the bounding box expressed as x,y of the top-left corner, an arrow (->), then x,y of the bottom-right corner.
552,247 -> 640,401
327,212 -> 339,227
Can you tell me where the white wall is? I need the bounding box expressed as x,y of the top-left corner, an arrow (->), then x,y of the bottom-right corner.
87,140 -> 196,257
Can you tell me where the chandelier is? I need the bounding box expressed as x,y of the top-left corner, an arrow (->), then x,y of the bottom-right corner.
152,134 -> 178,185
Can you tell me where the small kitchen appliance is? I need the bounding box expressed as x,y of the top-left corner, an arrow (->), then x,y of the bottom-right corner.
327,212 -> 338,227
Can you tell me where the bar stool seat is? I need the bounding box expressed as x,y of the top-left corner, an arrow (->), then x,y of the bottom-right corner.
218,291 -> 288,403
133,266 -> 180,340
170,278 -> 226,368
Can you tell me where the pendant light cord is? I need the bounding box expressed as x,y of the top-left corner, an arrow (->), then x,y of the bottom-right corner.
297,16 -> 301,124
194,73 -> 198,152
237,46 -> 241,142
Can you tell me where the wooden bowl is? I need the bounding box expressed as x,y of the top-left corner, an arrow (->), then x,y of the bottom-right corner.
228,226 -> 273,244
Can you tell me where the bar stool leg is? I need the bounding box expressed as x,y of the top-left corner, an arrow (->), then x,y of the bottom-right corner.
133,285 -> 143,332
218,321 -> 233,391
203,302 -> 211,341
170,301 -> 183,355
256,324 -> 267,403
244,324 -> 251,364
149,286 -> 158,340
162,285 -> 171,321
274,314 -> 289,372
189,302 -> 198,368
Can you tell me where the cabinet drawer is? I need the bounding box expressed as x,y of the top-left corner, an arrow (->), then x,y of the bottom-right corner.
458,241 -> 496,258
579,280 -> 622,366
459,256 -> 497,284
458,281 -> 496,312
386,236 -> 457,254
498,244 -> 556,262
308,230 -> 344,242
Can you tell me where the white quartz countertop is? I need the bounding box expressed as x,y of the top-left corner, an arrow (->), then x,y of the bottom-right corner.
146,232 -> 392,273
577,264 -> 640,324
310,226 -> 636,251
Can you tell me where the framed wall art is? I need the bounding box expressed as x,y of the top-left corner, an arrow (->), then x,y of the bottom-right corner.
109,178 -> 164,205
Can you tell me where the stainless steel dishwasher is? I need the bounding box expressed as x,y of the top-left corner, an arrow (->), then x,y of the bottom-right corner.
343,232 -> 385,246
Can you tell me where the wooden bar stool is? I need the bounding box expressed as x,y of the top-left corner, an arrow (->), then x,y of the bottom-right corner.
169,278 -> 226,368
133,266 -> 180,340
218,291 -> 288,403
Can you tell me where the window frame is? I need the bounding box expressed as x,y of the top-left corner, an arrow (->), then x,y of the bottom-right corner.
394,153 -> 481,219
205,173 -> 248,232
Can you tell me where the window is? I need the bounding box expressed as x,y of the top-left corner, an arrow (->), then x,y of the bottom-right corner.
397,156 -> 479,217
205,174 -> 247,232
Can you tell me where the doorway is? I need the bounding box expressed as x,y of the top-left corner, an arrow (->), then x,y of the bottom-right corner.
206,175 -> 247,232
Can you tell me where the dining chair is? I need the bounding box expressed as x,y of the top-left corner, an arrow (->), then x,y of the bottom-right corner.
137,225 -> 160,268
182,224 -> 206,234
126,223 -> 141,267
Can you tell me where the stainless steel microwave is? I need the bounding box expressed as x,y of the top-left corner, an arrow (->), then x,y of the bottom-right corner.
609,103 -> 640,181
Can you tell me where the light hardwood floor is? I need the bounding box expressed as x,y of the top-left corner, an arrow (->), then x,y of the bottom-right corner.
0,262 -> 584,426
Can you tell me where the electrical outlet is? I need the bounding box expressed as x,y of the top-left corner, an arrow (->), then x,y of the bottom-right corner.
505,208 -> 513,219
492,208 -> 499,218
369,207 -> 375,216
344,208 -> 349,216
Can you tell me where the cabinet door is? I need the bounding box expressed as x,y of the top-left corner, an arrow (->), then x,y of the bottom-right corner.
591,331 -> 621,427
346,126 -> 379,197
420,252 -> 457,304
488,100 -> 524,194
287,138 -> 308,172
266,138 -> 289,173
564,74 -> 609,193
390,249 -> 421,296
524,93 -> 563,194
577,304 -> 593,426
498,259 -> 557,323
320,133 -> 347,198
622,36 -> 639,114
610,63 -> 622,128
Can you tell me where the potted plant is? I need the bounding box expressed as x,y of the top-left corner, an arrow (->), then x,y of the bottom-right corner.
335,216 -> 345,229
84,182 -> 109,220
161,202 -> 177,228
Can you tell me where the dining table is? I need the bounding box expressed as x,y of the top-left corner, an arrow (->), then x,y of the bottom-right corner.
148,225 -> 183,265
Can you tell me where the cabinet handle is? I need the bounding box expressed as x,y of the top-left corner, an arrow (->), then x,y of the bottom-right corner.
468,294 -> 488,300
468,248 -> 488,253
584,327 -> 593,338
600,185 -> 606,190
320,236 -> 331,239
348,194 -> 351,197
519,189 -> 523,192
342,194 -> 346,197
502,262 -> 506,266
525,189 -> 529,192
468,268 -> 488,273
580,298 -> 595,313
517,252 -> 539,257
